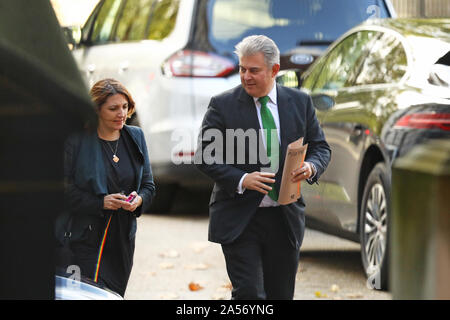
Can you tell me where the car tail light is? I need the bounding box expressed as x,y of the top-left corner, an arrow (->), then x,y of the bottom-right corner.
162,50 -> 235,78
174,151 -> 195,157
394,113 -> 450,131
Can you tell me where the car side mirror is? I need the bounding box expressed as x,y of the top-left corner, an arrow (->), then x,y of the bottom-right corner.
276,69 -> 301,89
311,94 -> 335,111
61,26 -> 82,50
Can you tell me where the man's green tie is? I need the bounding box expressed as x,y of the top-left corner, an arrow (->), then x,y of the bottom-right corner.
258,96 -> 279,201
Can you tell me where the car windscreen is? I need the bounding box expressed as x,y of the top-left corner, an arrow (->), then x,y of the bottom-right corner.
207,0 -> 390,57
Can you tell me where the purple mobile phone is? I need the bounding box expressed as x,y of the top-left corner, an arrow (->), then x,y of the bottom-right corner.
125,194 -> 136,203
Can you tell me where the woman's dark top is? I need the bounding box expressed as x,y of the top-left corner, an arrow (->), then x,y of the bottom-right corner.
99,132 -> 136,296
70,129 -> 143,297
62,125 -> 155,296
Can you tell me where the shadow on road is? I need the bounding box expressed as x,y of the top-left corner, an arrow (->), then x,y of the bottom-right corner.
146,187 -> 211,218
171,187 -> 211,214
300,249 -> 364,274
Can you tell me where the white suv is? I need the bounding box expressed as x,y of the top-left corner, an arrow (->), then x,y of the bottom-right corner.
68,0 -> 395,210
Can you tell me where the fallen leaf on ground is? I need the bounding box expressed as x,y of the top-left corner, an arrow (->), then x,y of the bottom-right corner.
188,282 -> 204,291
159,262 -> 175,269
330,284 -> 340,292
215,285 -> 230,294
315,291 -> 328,298
346,292 -> 363,299
222,282 -> 233,290
189,241 -> 210,253
184,263 -> 209,270
158,249 -> 180,258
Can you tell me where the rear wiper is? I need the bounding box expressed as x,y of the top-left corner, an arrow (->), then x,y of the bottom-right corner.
297,40 -> 333,46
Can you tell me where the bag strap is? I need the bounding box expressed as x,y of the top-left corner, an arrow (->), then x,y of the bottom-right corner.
63,215 -> 74,241
60,133 -> 84,243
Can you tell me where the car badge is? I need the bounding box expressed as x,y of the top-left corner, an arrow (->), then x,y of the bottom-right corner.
290,54 -> 314,65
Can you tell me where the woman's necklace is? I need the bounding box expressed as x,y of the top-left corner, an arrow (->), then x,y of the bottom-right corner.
105,137 -> 120,163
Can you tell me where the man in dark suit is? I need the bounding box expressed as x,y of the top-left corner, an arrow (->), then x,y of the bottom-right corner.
195,35 -> 331,299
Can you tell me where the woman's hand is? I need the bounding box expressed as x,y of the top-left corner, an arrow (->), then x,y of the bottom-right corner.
103,193 -> 128,210
121,191 -> 142,212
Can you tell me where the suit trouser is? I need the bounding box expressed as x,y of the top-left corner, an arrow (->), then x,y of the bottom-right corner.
221,206 -> 300,300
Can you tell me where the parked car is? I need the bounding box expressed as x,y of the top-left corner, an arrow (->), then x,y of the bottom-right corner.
277,18 -> 450,289
66,0 -> 396,210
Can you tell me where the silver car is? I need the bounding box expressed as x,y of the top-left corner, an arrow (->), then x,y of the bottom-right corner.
68,0 -> 395,210
55,274 -> 123,300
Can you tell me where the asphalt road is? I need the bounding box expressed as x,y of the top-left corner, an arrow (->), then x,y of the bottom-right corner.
125,209 -> 391,300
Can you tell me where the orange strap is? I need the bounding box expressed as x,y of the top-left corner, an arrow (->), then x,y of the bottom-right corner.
94,215 -> 112,283
298,152 -> 307,196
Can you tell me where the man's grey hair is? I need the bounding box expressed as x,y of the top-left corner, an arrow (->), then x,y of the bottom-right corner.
234,35 -> 280,67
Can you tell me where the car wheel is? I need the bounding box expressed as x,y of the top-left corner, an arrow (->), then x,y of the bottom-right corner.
359,162 -> 390,290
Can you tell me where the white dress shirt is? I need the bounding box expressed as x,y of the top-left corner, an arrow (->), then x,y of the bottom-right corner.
238,84 -> 280,207
236,83 -> 318,207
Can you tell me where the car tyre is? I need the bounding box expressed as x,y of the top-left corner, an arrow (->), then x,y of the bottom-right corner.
359,162 -> 390,291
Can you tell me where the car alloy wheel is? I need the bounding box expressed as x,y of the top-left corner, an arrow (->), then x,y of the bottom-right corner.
363,183 -> 387,271
360,162 -> 390,290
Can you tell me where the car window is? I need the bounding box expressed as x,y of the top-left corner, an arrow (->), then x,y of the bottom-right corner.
90,0 -> 123,44
90,0 -> 180,43
207,0 -> 390,55
354,32 -> 407,85
302,54 -> 327,92
114,0 -> 180,41
115,0 -> 155,41
146,0 -> 180,40
310,31 -> 380,91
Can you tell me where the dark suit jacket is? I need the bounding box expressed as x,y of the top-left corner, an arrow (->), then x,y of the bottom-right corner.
195,84 -> 331,249
62,125 -> 156,241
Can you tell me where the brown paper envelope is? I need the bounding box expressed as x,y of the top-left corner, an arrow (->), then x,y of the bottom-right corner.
278,137 -> 308,205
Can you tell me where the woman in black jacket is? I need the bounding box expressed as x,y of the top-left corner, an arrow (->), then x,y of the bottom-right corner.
63,78 -> 155,296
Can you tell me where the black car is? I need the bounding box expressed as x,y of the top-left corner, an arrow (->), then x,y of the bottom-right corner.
278,18 -> 450,289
